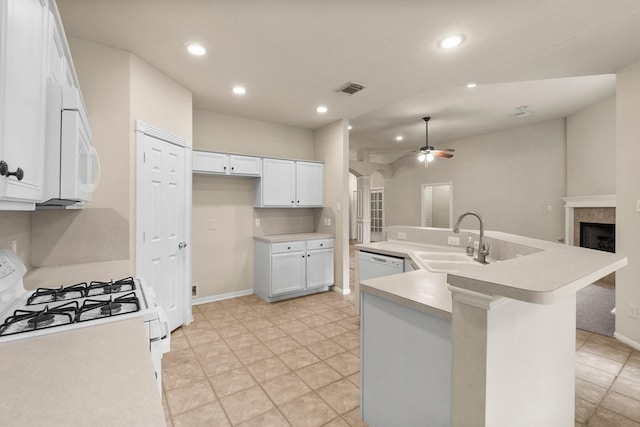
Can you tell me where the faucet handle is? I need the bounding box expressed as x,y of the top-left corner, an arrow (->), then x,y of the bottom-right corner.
480,242 -> 490,255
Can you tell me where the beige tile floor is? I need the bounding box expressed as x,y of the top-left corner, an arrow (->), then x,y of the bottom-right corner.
162,291 -> 363,427
162,241 -> 640,426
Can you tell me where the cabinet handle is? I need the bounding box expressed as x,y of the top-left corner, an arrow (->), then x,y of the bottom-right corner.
320,244 -> 323,247
223,166 -> 227,170
0,161 -> 24,181
178,242 -> 187,249
302,255 -> 306,258
231,167 -> 234,171
287,246 -> 291,249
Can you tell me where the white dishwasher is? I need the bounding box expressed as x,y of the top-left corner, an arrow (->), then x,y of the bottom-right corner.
356,251 -> 405,315
358,251 -> 405,280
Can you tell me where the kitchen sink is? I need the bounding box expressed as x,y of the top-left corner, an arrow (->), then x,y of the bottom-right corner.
414,251 -> 478,273
415,252 -> 474,262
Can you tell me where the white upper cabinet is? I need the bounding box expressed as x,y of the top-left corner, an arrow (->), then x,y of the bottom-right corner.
0,0 -> 49,209
193,150 -> 261,177
256,158 -> 295,207
254,158 -> 323,208
296,161 -> 324,207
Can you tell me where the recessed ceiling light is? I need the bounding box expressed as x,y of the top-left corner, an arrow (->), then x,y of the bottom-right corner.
466,83 -> 477,88
438,34 -> 465,49
186,43 -> 206,56
395,136 -> 403,141
232,86 -> 247,95
316,106 -> 328,113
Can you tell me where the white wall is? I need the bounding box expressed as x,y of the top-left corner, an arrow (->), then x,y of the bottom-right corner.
567,95 -> 616,196
192,109 -> 315,299
432,185 -> 451,228
387,119 -> 567,242
615,61 -> 640,347
313,119 -> 350,293
193,110 -> 314,158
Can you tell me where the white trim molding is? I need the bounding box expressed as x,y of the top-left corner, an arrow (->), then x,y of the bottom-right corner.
561,194 -> 615,246
192,289 -> 254,305
136,120 -> 192,148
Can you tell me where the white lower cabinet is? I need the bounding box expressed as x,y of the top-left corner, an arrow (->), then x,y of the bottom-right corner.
254,238 -> 334,302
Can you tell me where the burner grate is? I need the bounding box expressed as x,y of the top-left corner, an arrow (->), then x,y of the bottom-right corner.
27,283 -> 87,305
86,277 -> 136,297
0,301 -> 79,336
77,292 -> 140,322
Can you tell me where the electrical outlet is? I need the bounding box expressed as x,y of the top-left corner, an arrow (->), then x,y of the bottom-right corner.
255,218 -> 260,227
546,204 -> 552,211
397,232 -> 407,240
191,284 -> 198,297
474,241 -> 480,249
327,218 -> 331,226
629,303 -> 638,320
11,240 -> 17,253
636,200 -> 640,212
209,219 -> 216,230
447,236 -> 460,246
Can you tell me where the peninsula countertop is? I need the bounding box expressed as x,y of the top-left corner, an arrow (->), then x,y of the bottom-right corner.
357,230 -> 627,308
0,318 -> 166,427
254,232 -> 334,243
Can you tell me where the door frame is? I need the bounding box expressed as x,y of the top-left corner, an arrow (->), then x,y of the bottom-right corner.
135,120 -> 193,327
421,182 -> 453,228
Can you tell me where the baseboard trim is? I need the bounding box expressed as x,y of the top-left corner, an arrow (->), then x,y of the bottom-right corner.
192,289 -> 254,305
333,285 -> 351,295
614,332 -> 640,352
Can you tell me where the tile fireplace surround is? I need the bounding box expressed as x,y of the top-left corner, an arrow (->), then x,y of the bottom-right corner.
563,195 -> 616,285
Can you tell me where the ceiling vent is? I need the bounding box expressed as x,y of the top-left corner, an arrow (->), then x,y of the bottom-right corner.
336,82 -> 365,95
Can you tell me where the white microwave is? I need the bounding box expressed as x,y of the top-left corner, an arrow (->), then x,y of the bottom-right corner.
39,86 -> 99,207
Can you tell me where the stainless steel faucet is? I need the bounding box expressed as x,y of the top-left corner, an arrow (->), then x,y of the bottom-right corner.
453,211 -> 489,264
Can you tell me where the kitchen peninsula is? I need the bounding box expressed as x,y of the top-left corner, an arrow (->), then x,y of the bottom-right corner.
357,226 -> 627,427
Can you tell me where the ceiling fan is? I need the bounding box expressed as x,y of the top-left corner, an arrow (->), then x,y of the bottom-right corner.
415,117 -> 454,166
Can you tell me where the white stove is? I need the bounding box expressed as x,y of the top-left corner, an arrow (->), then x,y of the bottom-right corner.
0,249 -> 170,392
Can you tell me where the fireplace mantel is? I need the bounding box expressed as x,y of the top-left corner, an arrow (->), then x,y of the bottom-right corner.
561,194 -> 616,246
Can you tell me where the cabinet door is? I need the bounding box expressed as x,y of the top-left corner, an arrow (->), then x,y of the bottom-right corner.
272,251 -> 306,295
193,151 -> 228,174
306,248 -> 334,289
229,154 -> 261,176
0,0 -> 48,205
296,161 -> 323,207
261,158 -> 295,206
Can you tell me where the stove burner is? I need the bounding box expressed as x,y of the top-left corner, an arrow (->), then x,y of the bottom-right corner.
86,277 -> 136,296
100,302 -> 122,315
0,302 -> 79,337
27,313 -> 55,328
77,292 -> 140,322
27,283 -> 87,305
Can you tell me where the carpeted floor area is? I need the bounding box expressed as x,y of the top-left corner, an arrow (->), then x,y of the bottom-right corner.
576,282 -> 615,337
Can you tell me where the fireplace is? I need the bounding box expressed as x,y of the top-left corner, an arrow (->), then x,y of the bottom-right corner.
580,222 -> 615,253
562,195 -> 616,286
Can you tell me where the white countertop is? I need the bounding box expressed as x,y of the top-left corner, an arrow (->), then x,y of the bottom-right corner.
0,318 -> 166,427
254,233 -> 334,243
357,231 -> 627,310
360,270 -> 452,320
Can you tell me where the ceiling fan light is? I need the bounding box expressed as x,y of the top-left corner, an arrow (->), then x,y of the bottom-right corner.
426,153 -> 435,162
418,153 -> 426,162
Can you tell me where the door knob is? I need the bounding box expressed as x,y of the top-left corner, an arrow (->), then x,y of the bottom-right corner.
178,242 -> 187,249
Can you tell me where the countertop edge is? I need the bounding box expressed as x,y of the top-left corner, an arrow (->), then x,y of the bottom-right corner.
254,233 -> 334,243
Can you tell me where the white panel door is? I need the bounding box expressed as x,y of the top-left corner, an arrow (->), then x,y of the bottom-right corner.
141,134 -> 186,331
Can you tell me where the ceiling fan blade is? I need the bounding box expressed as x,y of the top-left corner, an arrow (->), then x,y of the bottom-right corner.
434,148 -> 455,152
433,152 -> 454,158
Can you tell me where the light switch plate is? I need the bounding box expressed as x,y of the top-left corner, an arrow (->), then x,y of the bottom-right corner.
397,232 -> 407,240
255,219 -> 261,227
447,236 -> 460,246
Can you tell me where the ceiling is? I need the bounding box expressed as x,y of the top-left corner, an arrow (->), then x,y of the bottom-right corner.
56,0 -> 640,157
